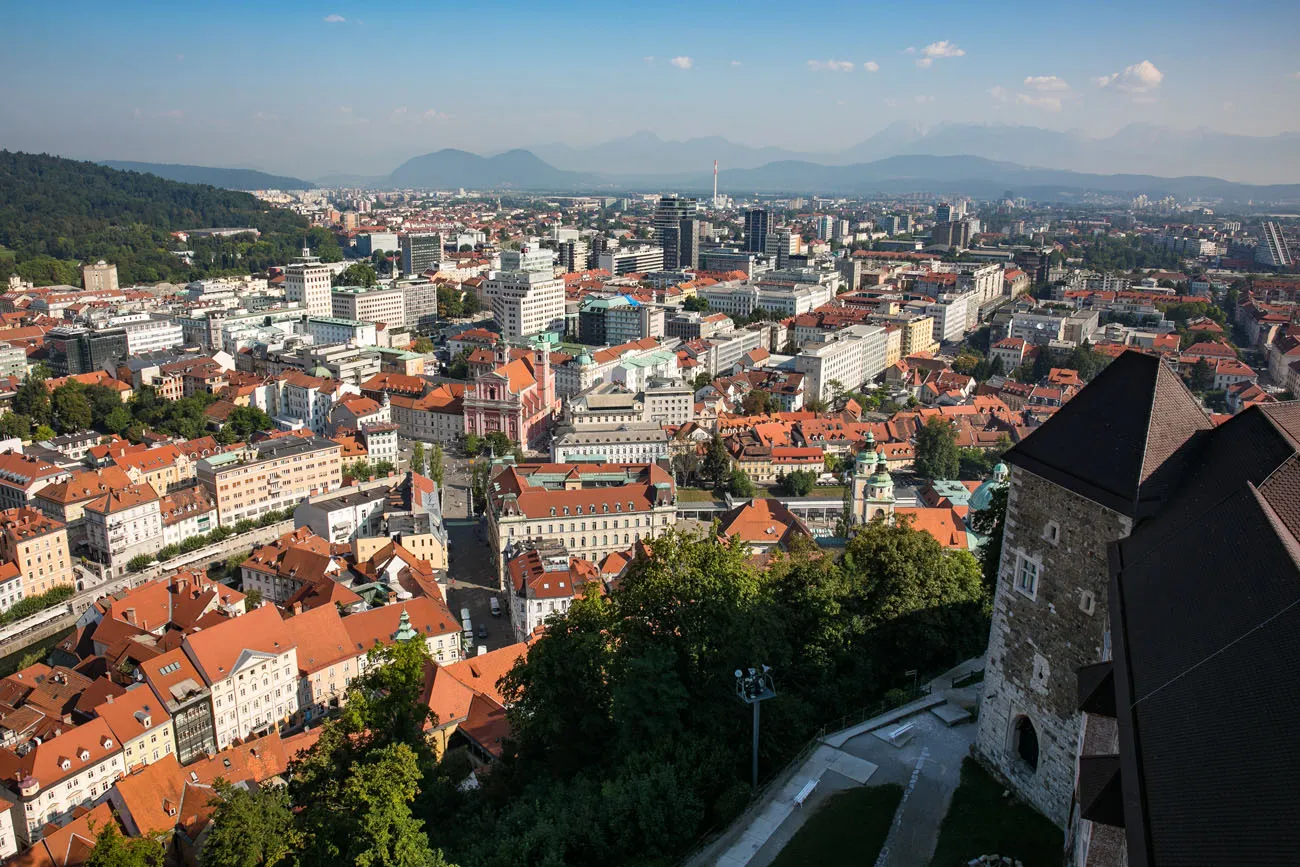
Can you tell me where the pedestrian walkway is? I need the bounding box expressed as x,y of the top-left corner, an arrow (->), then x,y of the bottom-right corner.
714,745 -> 879,867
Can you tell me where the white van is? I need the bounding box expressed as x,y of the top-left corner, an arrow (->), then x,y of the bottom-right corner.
489,597 -> 501,617
460,607 -> 471,623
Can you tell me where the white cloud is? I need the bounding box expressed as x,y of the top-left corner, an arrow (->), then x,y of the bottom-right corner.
670,56 -> 692,69
863,61 -> 880,72
1015,93 -> 1063,112
1288,71 -> 1300,80
903,46 -> 917,54
323,13 -> 345,23
915,57 -> 933,69
1023,75 -> 1069,92
914,94 -> 934,104
807,59 -> 856,72
988,85 -> 1009,102
132,107 -> 142,119
1093,60 -> 1163,93
921,41 -> 964,58
338,106 -> 353,114
643,55 -> 655,64
730,60 -> 743,67
423,108 -> 450,121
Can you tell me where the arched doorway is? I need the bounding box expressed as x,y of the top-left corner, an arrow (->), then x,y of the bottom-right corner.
1013,716 -> 1039,771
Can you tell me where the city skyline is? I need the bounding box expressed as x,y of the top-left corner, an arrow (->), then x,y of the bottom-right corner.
3,0 -> 1300,178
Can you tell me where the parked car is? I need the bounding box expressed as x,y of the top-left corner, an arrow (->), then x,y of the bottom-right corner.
475,623 -> 488,639
489,597 -> 501,617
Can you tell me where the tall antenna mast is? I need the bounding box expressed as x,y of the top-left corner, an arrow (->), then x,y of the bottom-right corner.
713,160 -> 718,203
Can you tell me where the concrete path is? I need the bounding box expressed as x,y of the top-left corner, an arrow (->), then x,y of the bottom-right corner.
715,745 -> 878,867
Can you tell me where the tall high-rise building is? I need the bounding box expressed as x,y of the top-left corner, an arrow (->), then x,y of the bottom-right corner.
765,227 -> 797,268
744,208 -> 770,253
815,215 -> 835,240
400,233 -> 445,276
82,260 -> 118,294
483,270 -> 565,338
1256,221 -> 1293,267
678,218 -> 701,270
653,196 -> 700,269
935,202 -> 955,223
284,247 -> 333,317
500,244 -> 555,273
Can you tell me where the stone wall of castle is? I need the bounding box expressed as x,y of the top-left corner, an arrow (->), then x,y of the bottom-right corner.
975,465 -> 1132,828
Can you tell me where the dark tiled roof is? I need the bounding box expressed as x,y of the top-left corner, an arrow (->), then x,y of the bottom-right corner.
1005,351 -> 1211,517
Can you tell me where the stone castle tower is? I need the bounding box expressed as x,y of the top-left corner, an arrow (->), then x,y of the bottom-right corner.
976,353 -> 1212,829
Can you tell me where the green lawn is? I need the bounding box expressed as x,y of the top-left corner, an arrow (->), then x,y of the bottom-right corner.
677,487 -> 724,503
929,759 -> 1063,867
770,784 -> 903,867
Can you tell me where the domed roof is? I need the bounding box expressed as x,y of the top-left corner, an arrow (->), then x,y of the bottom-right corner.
310,364 -> 332,378
868,451 -> 893,487
577,351 -> 594,367
970,474 -> 1007,512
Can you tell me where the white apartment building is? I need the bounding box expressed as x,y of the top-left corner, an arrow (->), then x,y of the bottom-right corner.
118,318 -> 185,354
483,269 -> 565,338
596,246 -> 665,276
794,324 -> 889,402
284,249 -> 333,318
276,373 -> 358,437
83,483 -> 164,578
306,316 -> 377,346
5,718 -> 125,845
182,606 -> 300,751
332,285 -> 406,330
922,293 -> 973,344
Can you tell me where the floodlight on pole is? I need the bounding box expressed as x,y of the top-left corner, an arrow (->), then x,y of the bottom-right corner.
735,664 -> 776,791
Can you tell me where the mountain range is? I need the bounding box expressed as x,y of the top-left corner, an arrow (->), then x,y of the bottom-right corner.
528,124 -> 1300,186
379,149 -> 1300,203
99,160 -> 312,190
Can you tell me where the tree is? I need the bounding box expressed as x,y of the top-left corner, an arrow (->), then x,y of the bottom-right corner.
224,406 -> 273,442
411,442 -> 426,475
683,295 -> 709,312
740,390 -> 776,416
1190,358 -> 1213,392
1030,348 -> 1053,383
86,818 -> 165,867
692,371 -> 712,390
914,417 -> 960,480
345,459 -> 374,482
447,350 -> 470,379
14,369 -> 52,426
50,382 -> 94,434
202,782 -> 300,867
375,460 -> 396,477
412,337 -> 435,354
826,379 -> 846,407
126,554 -> 154,573
726,468 -> 756,498
0,412 -> 30,440
463,433 -> 482,457
775,469 -> 818,497
702,434 -> 731,490
428,444 -> 444,488
969,485 -> 1007,596
334,262 -> 378,287
156,543 -> 181,561
485,431 -> 514,458
102,405 -> 133,435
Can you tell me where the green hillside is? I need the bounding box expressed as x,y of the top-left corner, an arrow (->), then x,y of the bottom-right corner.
0,150 -> 340,286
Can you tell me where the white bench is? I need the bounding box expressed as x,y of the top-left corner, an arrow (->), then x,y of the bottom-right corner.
886,721 -> 915,746
793,779 -> 818,808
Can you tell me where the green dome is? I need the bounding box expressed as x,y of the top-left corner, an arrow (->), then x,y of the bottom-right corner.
577,351 -> 594,367
970,473 -> 1008,512
868,451 -> 893,487
310,364 -> 332,378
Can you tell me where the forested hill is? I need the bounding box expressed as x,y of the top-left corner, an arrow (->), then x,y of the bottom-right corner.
100,160 -> 312,191
0,150 -> 340,286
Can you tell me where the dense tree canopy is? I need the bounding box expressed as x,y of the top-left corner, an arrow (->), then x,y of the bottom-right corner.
914,416 -> 960,480
0,151 -> 338,286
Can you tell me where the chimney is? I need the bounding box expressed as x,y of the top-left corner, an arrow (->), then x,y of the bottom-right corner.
106,693 -> 114,704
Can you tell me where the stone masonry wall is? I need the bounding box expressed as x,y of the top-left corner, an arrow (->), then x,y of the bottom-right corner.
975,465 -> 1132,828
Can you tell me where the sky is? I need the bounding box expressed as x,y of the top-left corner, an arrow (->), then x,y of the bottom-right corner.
3,0 -> 1299,179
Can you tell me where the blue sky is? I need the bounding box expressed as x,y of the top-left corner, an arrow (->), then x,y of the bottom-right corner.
3,0 -> 1299,177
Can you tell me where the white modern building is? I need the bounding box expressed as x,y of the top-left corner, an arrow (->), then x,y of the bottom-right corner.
483,270 -> 565,338
305,316 -> 377,347
794,324 -> 889,402
284,248 -> 334,318
331,286 -> 406,330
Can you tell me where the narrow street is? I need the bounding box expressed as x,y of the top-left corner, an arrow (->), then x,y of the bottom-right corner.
438,453 -> 512,653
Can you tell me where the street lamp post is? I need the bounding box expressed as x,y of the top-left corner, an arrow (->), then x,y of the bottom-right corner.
736,665 -> 776,791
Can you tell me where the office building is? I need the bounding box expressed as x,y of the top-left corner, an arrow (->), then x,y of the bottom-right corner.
305,316 -> 377,346
483,270 -> 565,338
815,215 -> 835,240
935,202 -> 955,223
765,227 -> 797,267
45,327 -> 129,377
81,260 -> 118,293
356,232 -> 399,257
400,232 -> 445,275
1257,221 -> 1293,267
555,238 -> 590,273
401,280 -> 439,333
284,247 -> 333,317
499,244 -> 555,273
118,317 -> 184,355
743,208 -> 770,253
794,324 -> 889,402
653,196 -> 700,269
596,246 -> 665,276
331,285 -> 406,329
